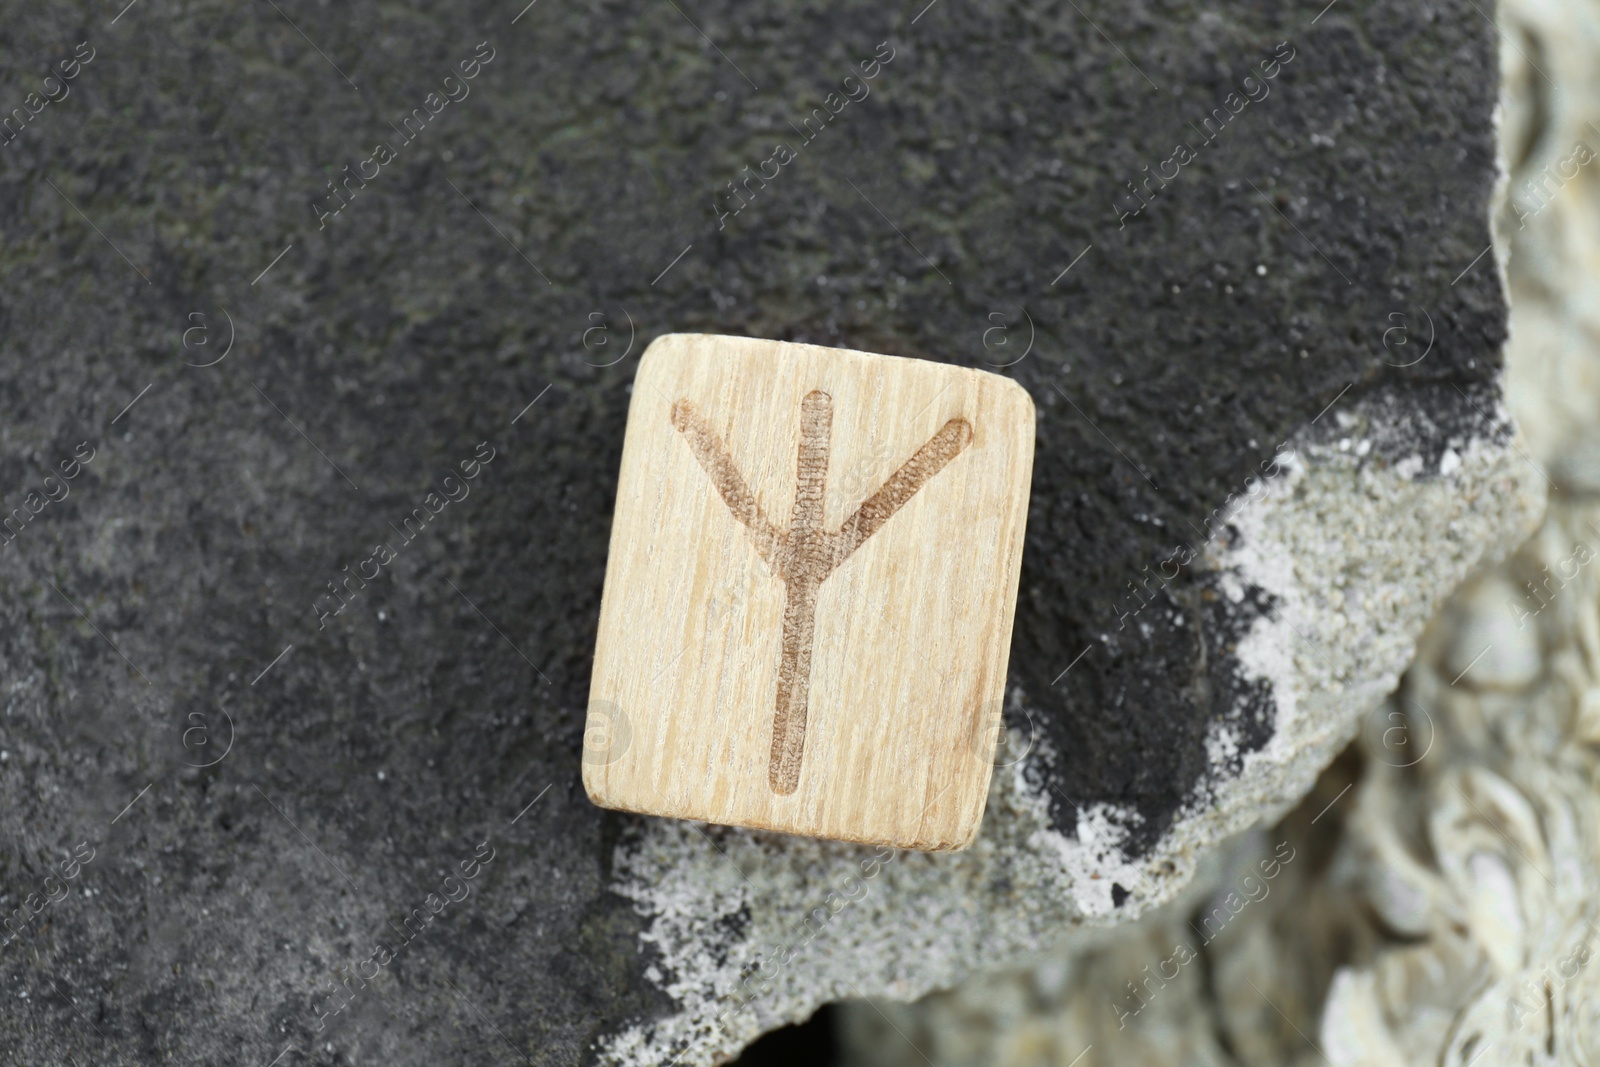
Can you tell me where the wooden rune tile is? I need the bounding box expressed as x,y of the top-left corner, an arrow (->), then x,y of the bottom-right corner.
583,334 -> 1035,851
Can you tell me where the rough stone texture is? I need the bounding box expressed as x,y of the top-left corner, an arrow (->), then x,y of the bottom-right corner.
841,0 -> 1600,1061
839,506 -> 1600,1067
0,0 -> 1535,1064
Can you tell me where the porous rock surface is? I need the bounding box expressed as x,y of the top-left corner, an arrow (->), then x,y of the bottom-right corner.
0,0 -> 1536,1063
841,0 -> 1600,1062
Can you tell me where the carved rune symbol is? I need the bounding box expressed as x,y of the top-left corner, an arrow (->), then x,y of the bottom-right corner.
671,390 -> 973,795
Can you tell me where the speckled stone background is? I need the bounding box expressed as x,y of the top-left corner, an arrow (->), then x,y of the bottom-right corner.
0,0 -> 1517,1063
839,0 -> 1600,1061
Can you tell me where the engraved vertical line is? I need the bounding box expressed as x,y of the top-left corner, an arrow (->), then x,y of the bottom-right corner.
770,390 -> 832,794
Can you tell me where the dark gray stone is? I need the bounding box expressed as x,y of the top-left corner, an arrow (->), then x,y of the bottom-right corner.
0,0 -> 1534,1064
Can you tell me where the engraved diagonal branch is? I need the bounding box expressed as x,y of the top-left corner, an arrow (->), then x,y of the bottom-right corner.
670,398 -> 786,569
829,416 -> 973,568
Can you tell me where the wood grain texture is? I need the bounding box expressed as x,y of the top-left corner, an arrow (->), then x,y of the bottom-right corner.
584,334 -> 1035,851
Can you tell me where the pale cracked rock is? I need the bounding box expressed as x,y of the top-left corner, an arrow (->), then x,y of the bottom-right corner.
600,387 -> 1541,1066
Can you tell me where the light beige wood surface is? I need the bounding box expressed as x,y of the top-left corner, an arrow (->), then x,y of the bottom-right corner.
583,334 -> 1035,851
